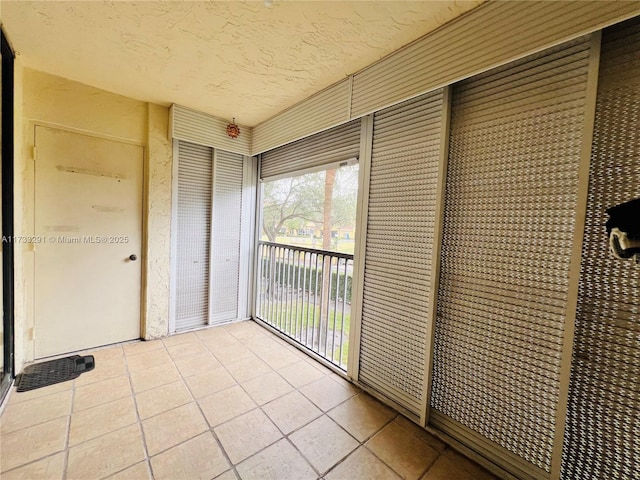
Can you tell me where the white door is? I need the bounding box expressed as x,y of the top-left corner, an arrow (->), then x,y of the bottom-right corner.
34,126 -> 143,358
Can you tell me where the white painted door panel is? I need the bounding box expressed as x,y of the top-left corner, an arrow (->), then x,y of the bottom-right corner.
34,126 -> 143,358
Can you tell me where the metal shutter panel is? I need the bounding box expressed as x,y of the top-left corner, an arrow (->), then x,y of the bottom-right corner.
171,104 -> 251,156
430,36 -> 593,476
358,91 -> 444,416
350,2 -> 639,119
210,150 -> 244,324
175,141 -> 212,331
252,79 -> 351,155
259,119 -> 360,181
561,19 -> 640,480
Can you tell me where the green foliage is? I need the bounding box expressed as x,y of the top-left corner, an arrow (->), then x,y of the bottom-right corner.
260,259 -> 353,303
261,164 -> 359,245
270,236 -> 355,255
261,174 -> 324,242
258,302 -> 350,369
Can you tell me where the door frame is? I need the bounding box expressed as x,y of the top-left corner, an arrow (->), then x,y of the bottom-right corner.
31,124 -> 145,357
169,140 -> 179,334
1,26 -> 15,402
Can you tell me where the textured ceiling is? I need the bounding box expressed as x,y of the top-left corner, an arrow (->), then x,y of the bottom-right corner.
1,1 -> 482,126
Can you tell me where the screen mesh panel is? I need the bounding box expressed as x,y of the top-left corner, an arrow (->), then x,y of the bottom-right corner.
210,150 -> 244,324
175,141 -> 212,331
430,36 -> 592,474
359,91 -> 444,416
561,18 -> 640,480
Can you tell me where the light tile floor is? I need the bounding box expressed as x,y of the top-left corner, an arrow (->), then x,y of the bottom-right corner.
0,321 -> 496,480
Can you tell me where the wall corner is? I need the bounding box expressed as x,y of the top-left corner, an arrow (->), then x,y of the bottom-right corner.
143,102 -> 172,340
12,54 -> 27,372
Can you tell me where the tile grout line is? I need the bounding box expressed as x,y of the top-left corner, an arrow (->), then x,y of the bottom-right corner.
301,412 -> 359,477
220,326 -> 449,478
226,326 -> 358,478
229,397 -> 364,479
211,330 -> 275,472
187,330 -> 243,479
241,324 -> 416,479
0,391 -> 76,476
321,446 -> 361,479
361,415 -> 445,480
283,436 -> 321,479
248,355 -> 320,477
73,346 -> 147,480
9,374 -> 383,480
4,336 -> 244,465
4,325 -> 457,480
349,417 -> 406,479
0,344 -> 142,477
123,343 -> 157,480
212,325 -> 319,477
0,380 -> 81,421
142,335 -> 214,476
61,371 -> 78,480
0,351 -> 110,479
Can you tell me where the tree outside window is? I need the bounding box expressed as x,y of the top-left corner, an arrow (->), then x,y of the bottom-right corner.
261,163 -> 358,254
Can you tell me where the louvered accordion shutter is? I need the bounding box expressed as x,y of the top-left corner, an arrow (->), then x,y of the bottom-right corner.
210,150 -> 244,324
259,120 -> 360,181
175,141 -> 212,331
171,104 -> 251,156
429,36 -> 593,477
358,91 -> 445,417
561,18 -> 640,480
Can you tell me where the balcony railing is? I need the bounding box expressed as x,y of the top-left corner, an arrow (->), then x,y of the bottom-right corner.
255,241 -> 353,371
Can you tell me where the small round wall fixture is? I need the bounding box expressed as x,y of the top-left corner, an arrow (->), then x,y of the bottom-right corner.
226,118 -> 240,139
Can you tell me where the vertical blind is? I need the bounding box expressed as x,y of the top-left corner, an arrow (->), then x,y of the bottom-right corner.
358,91 -> 444,417
561,18 -> 640,480
175,141 -> 212,331
430,35 -> 593,476
210,150 -> 244,324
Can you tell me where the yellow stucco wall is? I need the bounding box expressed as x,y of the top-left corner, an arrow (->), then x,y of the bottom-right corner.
15,67 -> 172,369
145,103 -> 172,340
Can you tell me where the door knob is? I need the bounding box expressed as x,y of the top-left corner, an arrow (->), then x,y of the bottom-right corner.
129,254 -> 137,261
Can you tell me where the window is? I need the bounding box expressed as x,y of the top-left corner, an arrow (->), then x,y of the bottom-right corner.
256,163 -> 359,370
261,164 -> 358,254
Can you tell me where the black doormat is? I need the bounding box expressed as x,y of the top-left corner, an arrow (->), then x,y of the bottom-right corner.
15,355 -> 95,392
